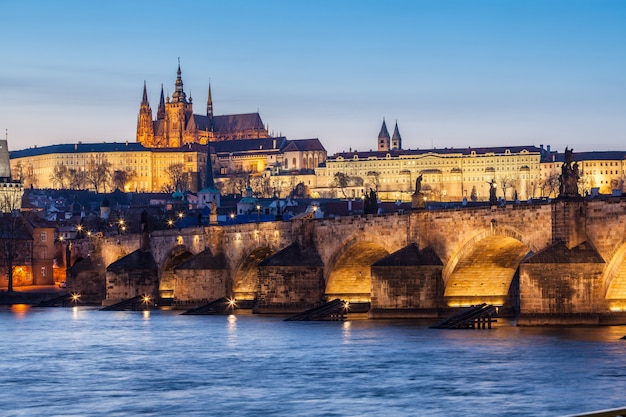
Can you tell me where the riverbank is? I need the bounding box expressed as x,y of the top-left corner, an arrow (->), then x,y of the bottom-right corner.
0,285 -> 66,305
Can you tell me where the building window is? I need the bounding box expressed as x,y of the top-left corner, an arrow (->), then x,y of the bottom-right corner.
41,267 -> 46,277
41,231 -> 47,242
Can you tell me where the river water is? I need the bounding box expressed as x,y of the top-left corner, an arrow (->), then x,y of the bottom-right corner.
1,306 -> 626,417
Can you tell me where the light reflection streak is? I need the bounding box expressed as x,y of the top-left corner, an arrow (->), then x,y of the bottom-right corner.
227,314 -> 237,347
342,320 -> 351,344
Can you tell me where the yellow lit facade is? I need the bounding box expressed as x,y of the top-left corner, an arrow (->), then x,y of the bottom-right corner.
314,146 -> 543,202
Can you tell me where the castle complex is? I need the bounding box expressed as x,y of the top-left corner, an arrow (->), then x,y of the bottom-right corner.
6,64 -> 626,201
136,62 -> 268,148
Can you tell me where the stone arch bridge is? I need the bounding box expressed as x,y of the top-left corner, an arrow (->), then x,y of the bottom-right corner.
69,198 -> 626,324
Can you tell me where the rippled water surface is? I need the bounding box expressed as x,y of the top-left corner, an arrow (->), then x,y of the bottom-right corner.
2,306 -> 626,416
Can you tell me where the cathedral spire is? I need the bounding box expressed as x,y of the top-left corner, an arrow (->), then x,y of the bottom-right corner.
172,58 -> 187,103
141,81 -> 149,105
207,82 -> 213,118
157,84 -> 166,120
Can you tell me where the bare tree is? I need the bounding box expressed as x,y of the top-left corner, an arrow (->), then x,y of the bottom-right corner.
85,154 -> 112,193
49,164 -> 69,189
250,175 -> 272,198
540,173 -> 560,198
68,168 -> 87,190
11,161 -> 38,189
112,168 -> 136,191
164,163 -> 190,193
333,172 -> 349,198
367,171 -> 380,192
498,175 -> 514,200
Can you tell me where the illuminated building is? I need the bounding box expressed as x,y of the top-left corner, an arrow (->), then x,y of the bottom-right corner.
540,150 -> 626,197
136,62 -> 269,148
314,121 -> 544,201
0,132 -> 24,212
9,138 -> 326,196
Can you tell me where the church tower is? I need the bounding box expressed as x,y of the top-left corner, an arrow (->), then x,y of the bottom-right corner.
164,60 -> 193,148
391,121 -> 402,150
377,119 -> 390,152
197,143 -> 220,209
136,81 -> 154,147
156,84 -> 166,120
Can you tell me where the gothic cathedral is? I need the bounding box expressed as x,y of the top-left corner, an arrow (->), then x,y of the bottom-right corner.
136,62 -> 269,148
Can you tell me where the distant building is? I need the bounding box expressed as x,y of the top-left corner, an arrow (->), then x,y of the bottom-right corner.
9,138 -> 326,196
137,62 -> 269,148
315,122 -> 544,201
541,149 -> 626,197
0,133 -> 24,212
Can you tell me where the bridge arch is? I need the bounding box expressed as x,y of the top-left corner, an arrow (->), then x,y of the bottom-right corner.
442,225 -> 535,307
158,245 -> 195,299
604,240 -> 626,311
324,233 -> 394,302
232,245 -> 277,301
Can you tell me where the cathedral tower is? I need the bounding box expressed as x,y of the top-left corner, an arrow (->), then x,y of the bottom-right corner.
165,60 -> 194,148
136,81 -> 154,147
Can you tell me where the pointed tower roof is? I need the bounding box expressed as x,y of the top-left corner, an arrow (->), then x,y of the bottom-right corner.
157,84 -> 166,120
207,82 -> 213,118
171,59 -> 187,103
392,122 -> 402,142
378,119 -> 390,139
201,144 -> 218,192
141,81 -> 149,105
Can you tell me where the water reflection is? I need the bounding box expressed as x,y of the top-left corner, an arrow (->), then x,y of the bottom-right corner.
342,320 -> 352,344
142,310 -> 150,321
10,304 -> 29,318
227,314 -> 237,347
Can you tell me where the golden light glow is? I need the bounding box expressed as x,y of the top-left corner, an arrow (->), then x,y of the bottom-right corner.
76,224 -> 83,232
11,304 -> 29,317
167,219 -> 174,227
609,301 -> 626,312
142,295 -> 151,304
343,300 -> 350,310
71,293 -> 81,302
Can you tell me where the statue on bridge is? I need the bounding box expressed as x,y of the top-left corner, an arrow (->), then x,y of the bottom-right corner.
411,173 -> 425,209
558,147 -> 580,199
364,188 -> 378,215
488,179 -> 498,205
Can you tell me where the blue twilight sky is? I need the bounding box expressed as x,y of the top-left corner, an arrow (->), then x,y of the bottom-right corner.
0,0 -> 624,155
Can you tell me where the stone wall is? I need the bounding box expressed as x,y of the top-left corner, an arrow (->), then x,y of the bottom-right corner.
255,266 -> 325,313
370,265 -> 443,318
171,269 -> 231,305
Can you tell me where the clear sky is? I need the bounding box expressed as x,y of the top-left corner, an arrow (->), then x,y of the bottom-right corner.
1,0 -> 624,155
